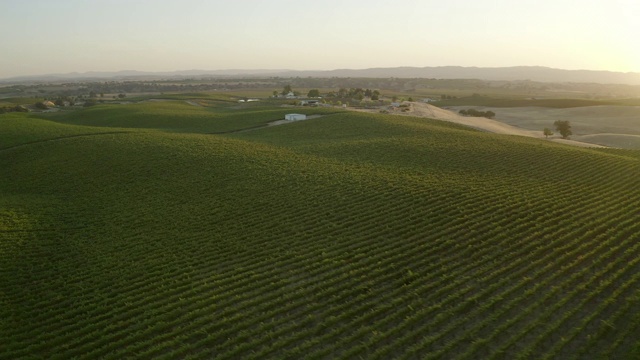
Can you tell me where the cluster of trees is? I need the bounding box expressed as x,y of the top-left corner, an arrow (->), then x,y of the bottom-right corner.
2,80 -> 263,101
543,121 -> 572,139
279,85 -> 298,96
554,120 -> 572,139
0,105 -> 28,114
325,88 -> 381,101
274,86 -> 383,102
28,94 -> 126,109
441,94 -> 458,100
34,101 -> 51,110
458,108 -> 496,119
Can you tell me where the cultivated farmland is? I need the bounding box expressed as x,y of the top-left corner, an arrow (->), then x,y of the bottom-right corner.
1,99 -> 640,359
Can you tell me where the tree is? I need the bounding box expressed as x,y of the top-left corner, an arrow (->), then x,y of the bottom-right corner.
281,84 -> 292,96
543,127 -> 553,138
307,89 -> 320,98
554,120 -> 572,139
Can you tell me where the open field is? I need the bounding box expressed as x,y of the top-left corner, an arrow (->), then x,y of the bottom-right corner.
352,102 -> 608,148
448,105 -> 640,149
2,99 -> 640,359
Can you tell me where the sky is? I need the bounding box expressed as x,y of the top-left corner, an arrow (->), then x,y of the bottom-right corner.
1,0 -> 639,78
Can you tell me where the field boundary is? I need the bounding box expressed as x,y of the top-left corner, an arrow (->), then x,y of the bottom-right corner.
0,131 -> 133,152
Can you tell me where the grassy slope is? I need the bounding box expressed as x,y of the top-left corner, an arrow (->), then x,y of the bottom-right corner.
442,105 -> 640,149
1,106 -> 640,359
41,100 -> 341,133
0,113 -> 128,150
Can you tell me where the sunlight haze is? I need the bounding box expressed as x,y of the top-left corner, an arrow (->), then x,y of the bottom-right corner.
1,0 -> 638,78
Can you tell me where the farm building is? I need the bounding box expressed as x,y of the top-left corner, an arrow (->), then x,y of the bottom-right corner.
285,113 -> 306,121
299,99 -> 321,106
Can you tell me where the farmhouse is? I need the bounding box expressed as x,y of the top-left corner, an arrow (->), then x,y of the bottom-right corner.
285,113 -> 306,121
299,99 -> 322,106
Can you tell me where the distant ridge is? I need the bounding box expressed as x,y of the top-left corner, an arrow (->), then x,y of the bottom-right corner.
3,66 -> 640,85
0,69 -> 289,83
277,66 -> 640,85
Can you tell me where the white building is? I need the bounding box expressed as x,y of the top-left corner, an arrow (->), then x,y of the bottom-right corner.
285,113 -> 306,121
300,99 -> 321,106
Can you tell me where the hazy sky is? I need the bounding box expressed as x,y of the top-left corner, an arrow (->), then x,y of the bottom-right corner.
1,0 -> 638,78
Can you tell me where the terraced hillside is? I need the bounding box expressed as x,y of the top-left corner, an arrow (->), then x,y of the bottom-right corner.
1,101 -> 640,359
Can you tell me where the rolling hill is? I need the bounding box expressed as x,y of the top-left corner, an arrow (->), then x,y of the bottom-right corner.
1,101 -> 639,359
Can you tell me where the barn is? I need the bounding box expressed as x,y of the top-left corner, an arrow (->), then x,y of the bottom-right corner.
285,113 -> 306,121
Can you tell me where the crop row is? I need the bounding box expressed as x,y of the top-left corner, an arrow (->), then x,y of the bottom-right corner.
2,115 -> 640,359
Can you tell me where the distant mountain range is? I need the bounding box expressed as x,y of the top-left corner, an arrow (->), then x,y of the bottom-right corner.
3,66 -> 640,85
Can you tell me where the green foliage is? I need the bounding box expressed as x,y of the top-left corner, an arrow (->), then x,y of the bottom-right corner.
459,108 -> 496,118
84,99 -> 98,107
282,84 -> 293,95
34,101 -> 48,110
0,105 -> 29,114
543,127 -> 554,138
1,104 -> 639,359
0,113 -> 125,150
554,120 -> 573,139
39,100 -> 343,133
307,89 -> 320,98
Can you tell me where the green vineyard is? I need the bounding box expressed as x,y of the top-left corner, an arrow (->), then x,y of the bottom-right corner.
1,100 -> 639,359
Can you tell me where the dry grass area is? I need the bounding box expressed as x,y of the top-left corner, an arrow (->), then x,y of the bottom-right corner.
352,103 -> 607,148
449,105 -> 640,149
